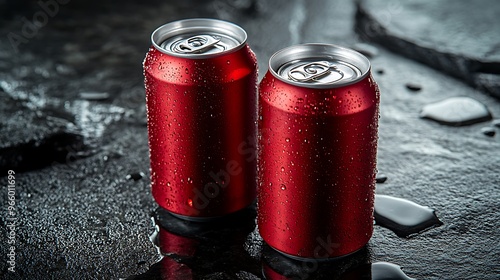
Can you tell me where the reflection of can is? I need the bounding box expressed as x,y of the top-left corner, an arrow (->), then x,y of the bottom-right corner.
148,206 -> 257,279
261,243 -> 370,279
258,44 -> 380,259
144,19 -> 258,220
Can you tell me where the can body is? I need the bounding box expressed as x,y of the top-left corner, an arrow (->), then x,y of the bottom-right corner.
258,44 -> 379,258
144,19 -> 258,219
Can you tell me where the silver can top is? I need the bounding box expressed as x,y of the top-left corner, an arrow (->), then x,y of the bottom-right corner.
151,18 -> 247,59
269,44 -> 371,88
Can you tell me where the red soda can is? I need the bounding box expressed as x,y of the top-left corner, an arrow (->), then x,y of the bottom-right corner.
258,44 -> 379,259
144,19 -> 258,220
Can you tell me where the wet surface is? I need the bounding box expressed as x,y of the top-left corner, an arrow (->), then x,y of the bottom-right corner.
128,207 -> 261,279
374,195 -> 443,238
0,0 -> 499,279
128,208 -> 421,279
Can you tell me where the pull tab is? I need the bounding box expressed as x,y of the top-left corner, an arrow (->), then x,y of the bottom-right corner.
174,35 -> 221,54
288,61 -> 336,82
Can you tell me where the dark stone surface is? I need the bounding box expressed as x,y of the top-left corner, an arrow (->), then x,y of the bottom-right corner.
0,0 -> 499,279
0,92 -> 84,174
355,0 -> 500,98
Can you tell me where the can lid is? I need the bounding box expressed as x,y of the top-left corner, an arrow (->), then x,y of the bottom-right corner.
269,44 -> 371,88
151,18 -> 247,59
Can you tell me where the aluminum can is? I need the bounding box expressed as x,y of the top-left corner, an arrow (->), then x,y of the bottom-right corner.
144,19 -> 258,220
258,44 -> 379,259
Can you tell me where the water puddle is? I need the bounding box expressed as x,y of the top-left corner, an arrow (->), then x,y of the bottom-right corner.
340,262 -> 416,279
374,194 -> 443,238
420,96 -> 492,126
371,262 -> 415,280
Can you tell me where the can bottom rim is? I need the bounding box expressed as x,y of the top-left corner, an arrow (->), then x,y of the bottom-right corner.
267,242 -> 367,262
161,200 -> 257,223
168,211 -> 222,222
